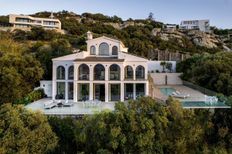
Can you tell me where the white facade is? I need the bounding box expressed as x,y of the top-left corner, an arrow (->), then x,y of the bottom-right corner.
9,14 -> 62,30
52,32 -> 149,102
180,20 -> 210,32
40,80 -> 52,97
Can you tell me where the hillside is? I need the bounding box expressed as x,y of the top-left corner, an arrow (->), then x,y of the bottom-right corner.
0,11 -> 231,58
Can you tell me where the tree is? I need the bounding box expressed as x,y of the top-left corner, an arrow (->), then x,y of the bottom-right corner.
165,62 -> 173,73
177,52 -> 232,96
148,12 -> 154,21
160,61 -> 166,72
0,38 -> 44,104
0,104 -> 58,154
48,117 -> 77,154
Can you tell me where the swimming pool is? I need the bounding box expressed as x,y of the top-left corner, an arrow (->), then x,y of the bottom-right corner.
182,101 -> 230,108
160,87 -> 175,96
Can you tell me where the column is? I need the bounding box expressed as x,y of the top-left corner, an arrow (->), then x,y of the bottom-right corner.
90,82 -> 93,100
52,64 -> 56,100
105,83 -> 109,102
65,82 -> 68,101
145,83 -> 149,96
73,81 -> 78,102
120,65 -> 124,81
120,83 -> 124,102
89,64 -> 94,81
105,65 -> 109,81
133,83 -> 136,100
65,65 -> 68,101
133,67 -> 136,80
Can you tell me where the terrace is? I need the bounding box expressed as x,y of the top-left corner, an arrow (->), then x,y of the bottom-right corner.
26,98 -> 115,116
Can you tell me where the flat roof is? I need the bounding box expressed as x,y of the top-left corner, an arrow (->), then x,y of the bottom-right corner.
75,56 -> 125,62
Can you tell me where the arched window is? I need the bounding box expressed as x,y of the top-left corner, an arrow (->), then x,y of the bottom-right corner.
57,66 -> 65,80
90,45 -> 96,55
109,64 -> 120,80
136,65 -> 145,79
94,64 -> 105,80
68,66 -> 74,80
112,46 -> 118,55
125,66 -> 133,80
78,64 -> 89,80
99,43 -> 109,56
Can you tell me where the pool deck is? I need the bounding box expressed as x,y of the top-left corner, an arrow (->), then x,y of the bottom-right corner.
154,85 -> 230,109
25,98 -> 115,116
155,85 -> 206,101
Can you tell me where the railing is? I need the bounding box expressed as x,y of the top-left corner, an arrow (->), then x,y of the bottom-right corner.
183,80 -> 217,96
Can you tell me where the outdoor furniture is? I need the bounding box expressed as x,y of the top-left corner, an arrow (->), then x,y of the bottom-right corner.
44,100 -> 60,109
62,100 -> 74,107
171,91 -> 190,99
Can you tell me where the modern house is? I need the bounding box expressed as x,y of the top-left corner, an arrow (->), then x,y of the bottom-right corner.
52,31 -> 149,103
9,14 -> 62,31
180,20 -> 210,33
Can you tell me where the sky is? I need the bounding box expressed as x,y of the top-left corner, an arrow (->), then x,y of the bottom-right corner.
0,0 -> 232,29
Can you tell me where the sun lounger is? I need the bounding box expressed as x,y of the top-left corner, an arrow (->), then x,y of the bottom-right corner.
44,100 -> 59,109
171,91 -> 190,99
62,101 -> 74,107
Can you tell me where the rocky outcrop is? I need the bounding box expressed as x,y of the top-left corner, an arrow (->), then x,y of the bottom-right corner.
152,28 -> 231,51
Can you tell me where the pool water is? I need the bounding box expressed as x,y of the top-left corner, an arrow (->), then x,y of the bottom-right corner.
160,88 -> 176,96
182,101 -> 229,108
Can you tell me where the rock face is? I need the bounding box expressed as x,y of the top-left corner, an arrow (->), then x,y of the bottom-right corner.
153,28 -> 231,51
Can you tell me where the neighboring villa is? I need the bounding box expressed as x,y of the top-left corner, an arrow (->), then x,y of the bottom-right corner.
8,14 -> 63,33
180,19 -> 210,33
52,31 -> 149,103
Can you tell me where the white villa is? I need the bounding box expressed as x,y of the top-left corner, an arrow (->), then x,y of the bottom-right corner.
27,31 -> 228,116
52,31 -> 149,103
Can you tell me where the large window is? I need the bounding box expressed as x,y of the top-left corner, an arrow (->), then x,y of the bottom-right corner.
78,64 -> 89,80
136,84 -> 145,98
109,64 -> 120,80
57,66 -> 65,80
112,46 -> 118,55
78,84 -> 89,101
125,66 -> 133,80
124,84 -> 133,100
136,65 -> 145,79
99,43 -> 109,56
94,64 -> 105,80
68,82 -> 73,99
68,66 -> 74,80
110,84 -> 120,101
56,82 -> 65,99
90,45 -> 96,55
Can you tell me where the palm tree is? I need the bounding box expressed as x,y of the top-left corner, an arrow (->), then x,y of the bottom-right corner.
160,61 -> 166,72
166,62 -> 173,73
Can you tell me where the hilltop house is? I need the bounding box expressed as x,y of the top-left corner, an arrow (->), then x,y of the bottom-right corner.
180,20 -> 210,33
51,31 -> 149,102
9,14 -> 63,33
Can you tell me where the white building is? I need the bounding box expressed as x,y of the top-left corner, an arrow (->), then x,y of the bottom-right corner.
9,14 -> 62,31
180,20 -> 210,32
51,31 -> 149,102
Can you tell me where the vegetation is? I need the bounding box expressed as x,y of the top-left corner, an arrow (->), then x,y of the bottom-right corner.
0,104 -> 58,154
177,52 -> 232,96
0,33 -> 43,104
46,97 -> 232,153
0,11 -> 232,153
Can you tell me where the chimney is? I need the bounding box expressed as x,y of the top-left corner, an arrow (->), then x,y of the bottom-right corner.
87,31 -> 93,40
